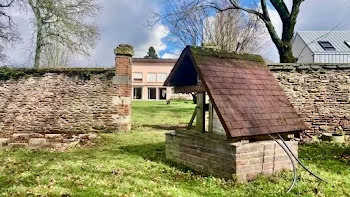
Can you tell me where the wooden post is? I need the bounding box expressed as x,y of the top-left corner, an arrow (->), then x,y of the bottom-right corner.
208,101 -> 213,133
187,108 -> 197,129
196,92 -> 206,133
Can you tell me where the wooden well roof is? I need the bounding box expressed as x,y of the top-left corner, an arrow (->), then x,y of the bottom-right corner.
165,46 -> 307,139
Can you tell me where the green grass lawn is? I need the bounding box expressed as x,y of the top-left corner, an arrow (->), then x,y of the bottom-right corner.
0,101 -> 349,196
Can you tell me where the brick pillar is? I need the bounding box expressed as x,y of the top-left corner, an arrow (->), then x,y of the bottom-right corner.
113,44 -> 133,131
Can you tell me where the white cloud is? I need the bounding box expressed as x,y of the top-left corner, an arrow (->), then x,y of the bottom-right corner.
162,50 -> 181,59
85,0 -> 169,66
134,24 -> 169,58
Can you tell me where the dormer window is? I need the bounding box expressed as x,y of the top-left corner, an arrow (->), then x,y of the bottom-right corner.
318,41 -> 336,51
345,41 -> 350,48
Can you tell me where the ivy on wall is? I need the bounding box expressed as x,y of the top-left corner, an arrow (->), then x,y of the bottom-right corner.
0,67 -> 115,81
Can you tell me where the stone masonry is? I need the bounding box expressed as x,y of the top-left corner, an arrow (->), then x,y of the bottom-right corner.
0,133 -> 98,151
0,44 -> 133,134
0,73 -> 119,133
114,44 -> 134,131
270,64 -> 350,134
166,130 -> 298,182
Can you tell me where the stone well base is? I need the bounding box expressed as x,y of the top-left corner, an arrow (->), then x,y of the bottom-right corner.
165,130 -> 298,182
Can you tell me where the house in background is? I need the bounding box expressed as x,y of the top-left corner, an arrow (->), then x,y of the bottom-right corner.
292,31 -> 350,63
132,58 -> 190,101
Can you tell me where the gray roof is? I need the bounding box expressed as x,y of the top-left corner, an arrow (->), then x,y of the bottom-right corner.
295,31 -> 350,54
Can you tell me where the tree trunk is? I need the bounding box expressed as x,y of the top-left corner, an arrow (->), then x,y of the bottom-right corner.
279,42 -> 297,63
33,18 -> 43,68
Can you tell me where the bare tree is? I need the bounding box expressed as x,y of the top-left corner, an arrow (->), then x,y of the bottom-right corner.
0,0 -> 21,61
27,0 -> 100,68
40,41 -> 71,68
153,0 -> 266,55
157,0 -> 209,46
156,0 -> 305,63
204,10 -> 267,53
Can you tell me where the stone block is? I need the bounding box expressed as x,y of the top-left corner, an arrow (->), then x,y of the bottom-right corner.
112,77 -> 131,86
63,138 -> 78,143
264,150 -> 275,157
78,134 -> 90,139
236,153 -> 252,160
13,133 -> 32,139
246,173 -> 259,181
45,134 -> 62,139
46,143 -> 65,149
262,162 -> 274,170
262,169 -> 273,175
236,173 -> 247,182
0,138 -> 10,147
263,143 -> 275,150
249,158 -> 263,165
236,165 -> 253,174
263,156 -> 275,163
8,143 -> 28,149
28,138 -> 47,147
250,151 -> 264,158
236,159 -> 249,166
275,155 -> 289,162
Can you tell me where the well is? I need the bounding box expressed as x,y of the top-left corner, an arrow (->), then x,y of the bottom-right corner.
164,46 -> 306,182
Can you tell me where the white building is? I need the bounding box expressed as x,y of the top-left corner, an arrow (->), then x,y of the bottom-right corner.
292,31 -> 350,63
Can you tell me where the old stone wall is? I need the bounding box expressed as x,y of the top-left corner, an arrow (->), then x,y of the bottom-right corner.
270,64 -> 350,134
166,130 -> 298,182
0,69 -> 126,134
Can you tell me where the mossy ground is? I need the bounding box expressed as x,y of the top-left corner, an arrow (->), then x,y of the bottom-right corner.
0,101 -> 349,196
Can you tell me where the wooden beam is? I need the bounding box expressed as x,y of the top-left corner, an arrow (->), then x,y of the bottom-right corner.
187,108 -> 197,129
208,102 -> 213,133
174,85 -> 205,93
196,92 -> 206,133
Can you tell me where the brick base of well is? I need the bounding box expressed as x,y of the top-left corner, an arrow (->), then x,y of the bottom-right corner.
165,130 -> 298,182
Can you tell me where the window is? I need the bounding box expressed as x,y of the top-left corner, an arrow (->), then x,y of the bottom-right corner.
133,72 -> 143,82
345,41 -> 350,48
159,88 -> 167,100
157,73 -> 167,83
147,73 -> 157,82
148,88 -> 156,100
318,41 -> 336,51
133,87 -> 142,100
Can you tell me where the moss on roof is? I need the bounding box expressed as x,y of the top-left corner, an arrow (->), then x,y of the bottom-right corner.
189,46 -> 265,63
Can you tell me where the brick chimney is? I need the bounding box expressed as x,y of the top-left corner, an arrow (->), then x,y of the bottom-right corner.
113,44 -> 134,131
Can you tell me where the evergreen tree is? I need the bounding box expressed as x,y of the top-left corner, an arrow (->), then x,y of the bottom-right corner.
144,46 -> 159,59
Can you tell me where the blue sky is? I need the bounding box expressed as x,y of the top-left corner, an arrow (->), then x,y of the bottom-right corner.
4,0 -> 350,66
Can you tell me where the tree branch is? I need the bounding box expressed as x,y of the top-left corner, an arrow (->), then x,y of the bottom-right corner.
270,0 -> 291,20
0,0 -> 15,8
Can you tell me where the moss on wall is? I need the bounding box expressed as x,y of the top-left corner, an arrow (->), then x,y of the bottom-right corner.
114,44 -> 134,57
0,67 -> 115,81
